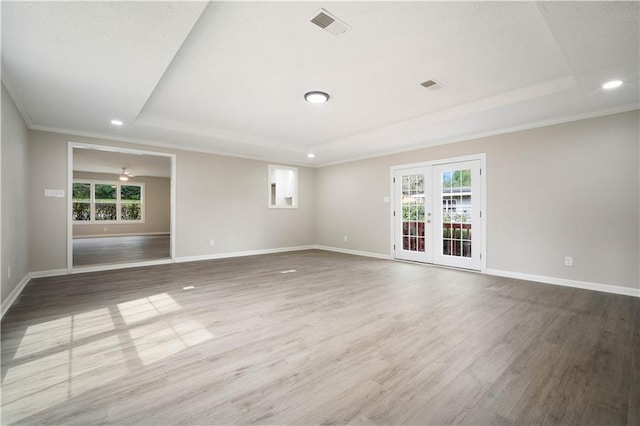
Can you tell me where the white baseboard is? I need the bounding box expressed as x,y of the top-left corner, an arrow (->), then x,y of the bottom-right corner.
313,245 -> 393,260
7,252 -> 633,321
73,232 -> 169,239
71,259 -> 173,274
1,274 -> 31,319
175,245 -> 316,263
486,268 -> 640,298
29,269 -> 68,278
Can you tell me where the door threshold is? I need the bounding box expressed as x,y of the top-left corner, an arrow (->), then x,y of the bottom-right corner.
393,258 -> 481,273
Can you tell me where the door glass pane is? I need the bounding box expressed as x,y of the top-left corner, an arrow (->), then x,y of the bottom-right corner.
441,169 -> 472,258
402,174 -> 426,252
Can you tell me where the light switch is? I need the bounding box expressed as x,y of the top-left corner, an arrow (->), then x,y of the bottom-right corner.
44,189 -> 65,198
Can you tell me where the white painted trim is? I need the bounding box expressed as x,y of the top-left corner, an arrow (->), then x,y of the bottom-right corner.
30,104 -> 639,169
486,268 -> 640,298
169,154 -> 176,261
67,143 -> 74,271
389,153 -> 487,171
317,104 -> 639,168
70,142 -> 177,159
176,245 -> 316,263
1,274 -> 31,319
73,232 -> 170,239
72,259 -> 172,274
29,269 -> 68,278
480,156 -> 487,273
4,254 -> 635,319
389,173 -> 395,259
68,142 -> 177,271
314,245 -> 393,260
32,125 -> 313,168
1,68 -> 35,127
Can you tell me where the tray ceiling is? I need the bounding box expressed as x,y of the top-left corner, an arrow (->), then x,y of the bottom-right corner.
3,1 -> 638,166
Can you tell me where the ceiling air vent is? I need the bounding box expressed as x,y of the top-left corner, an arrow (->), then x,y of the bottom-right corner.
310,9 -> 351,36
420,79 -> 444,91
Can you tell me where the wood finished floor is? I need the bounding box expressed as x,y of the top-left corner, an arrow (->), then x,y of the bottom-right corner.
1,250 -> 638,425
73,235 -> 170,267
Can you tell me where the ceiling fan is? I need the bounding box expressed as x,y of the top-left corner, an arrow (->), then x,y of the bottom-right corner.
119,167 -> 135,181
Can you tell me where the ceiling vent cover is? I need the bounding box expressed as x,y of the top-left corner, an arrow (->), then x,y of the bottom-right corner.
420,79 -> 444,91
310,9 -> 351,36
311,11 -> 334,29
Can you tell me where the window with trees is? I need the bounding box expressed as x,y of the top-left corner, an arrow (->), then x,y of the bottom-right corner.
73,180 -> 144,223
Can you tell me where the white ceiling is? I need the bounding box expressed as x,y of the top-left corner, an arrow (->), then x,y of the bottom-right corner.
3,1 -> 638,166
73,147 -> 171,178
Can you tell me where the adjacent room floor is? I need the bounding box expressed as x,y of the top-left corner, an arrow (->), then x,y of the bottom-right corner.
73,235 -> 170,267
1,250 -> 638,425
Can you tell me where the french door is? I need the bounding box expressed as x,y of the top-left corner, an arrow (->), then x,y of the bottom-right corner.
394,159 -> 482,270
394,167 -> 432,263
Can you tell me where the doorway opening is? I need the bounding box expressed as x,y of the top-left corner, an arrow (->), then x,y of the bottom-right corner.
67,143 -> 176,271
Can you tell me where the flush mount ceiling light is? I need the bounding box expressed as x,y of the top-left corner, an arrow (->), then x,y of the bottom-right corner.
304,91 -> 330,103
110,119 -> 124,126
307,153 -> 316,158
602,80 -> 623,89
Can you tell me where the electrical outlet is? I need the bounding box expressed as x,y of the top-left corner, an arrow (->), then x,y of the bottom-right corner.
343,235 -> 348,242
7,265 -> 11,279
564,256 -> 573,267
209,239 -> 215,246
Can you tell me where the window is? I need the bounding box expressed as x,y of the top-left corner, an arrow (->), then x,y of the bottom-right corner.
268,165 -> 298,208
73,180 -> 144,223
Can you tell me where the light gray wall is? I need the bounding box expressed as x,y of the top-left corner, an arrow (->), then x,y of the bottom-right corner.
72,172 -> 170,237
19,109 -> 640,291
28,130 -> 316,271
176,151 -> 315,257
1,83 -> 30,304
316,110 -> 640,290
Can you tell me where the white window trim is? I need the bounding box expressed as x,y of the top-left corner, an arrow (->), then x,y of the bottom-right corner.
268,164 -> 298,209
72,179 -> 145,224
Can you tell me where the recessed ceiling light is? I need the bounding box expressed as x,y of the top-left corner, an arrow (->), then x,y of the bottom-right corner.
307,153 -> 316,158
602,80 -> 623,89
305,91 -> 329,103
110,119 -> 124,126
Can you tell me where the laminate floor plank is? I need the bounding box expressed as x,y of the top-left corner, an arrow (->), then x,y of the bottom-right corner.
73,235 -> 170,267
1,250 -> 638,425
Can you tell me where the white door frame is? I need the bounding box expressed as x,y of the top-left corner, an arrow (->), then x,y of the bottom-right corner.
389,153 -> 487,273
67,142 -> 177,273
